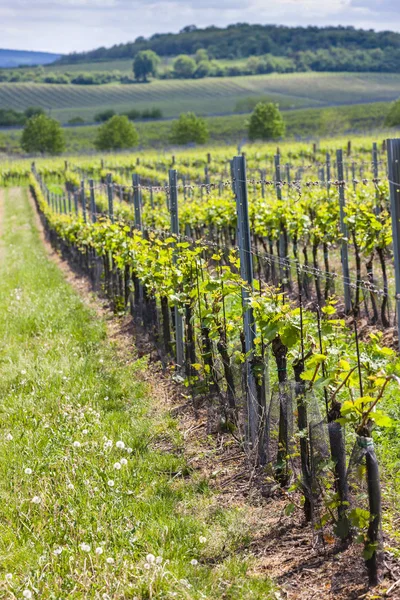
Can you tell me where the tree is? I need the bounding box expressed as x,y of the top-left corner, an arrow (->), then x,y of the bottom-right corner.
95,115 -> 139,151
172,55 -> 196,78
194,60 -> 212,78
21,114 -> 65,155
94,109 -> 115,123
195,48 -> 209,64
133,50 -> 160,82
247,102 -> 285,141
170,112 -> 209,145
385,98 -> 400,127
24,106 -> 45,119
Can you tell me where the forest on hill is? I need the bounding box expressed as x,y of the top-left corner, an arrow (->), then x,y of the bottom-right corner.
56,23 -> 400,73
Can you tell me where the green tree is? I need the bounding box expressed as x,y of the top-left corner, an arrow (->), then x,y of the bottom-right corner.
172,55 -> 196,78
21,114 -> 65,155
133,50 -> 160,82
94,109 -> 115,123
170,112 -> 209,145
247,102 -> 285,141
195,48 -> 209,64
24,106 -> 45,119
95,115 -> 139,150
385,98 -> 400,127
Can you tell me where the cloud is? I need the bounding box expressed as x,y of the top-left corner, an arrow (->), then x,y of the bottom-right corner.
0,0 -> 399,53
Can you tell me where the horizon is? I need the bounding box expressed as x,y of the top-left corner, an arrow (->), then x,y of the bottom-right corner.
1,0 -> 400,54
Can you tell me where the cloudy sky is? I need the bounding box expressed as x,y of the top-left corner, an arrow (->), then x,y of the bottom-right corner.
0,0 -> 399,54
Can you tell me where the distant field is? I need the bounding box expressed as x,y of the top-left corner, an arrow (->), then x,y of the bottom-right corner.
1,72 -> 400,124
0,101 -> 393,155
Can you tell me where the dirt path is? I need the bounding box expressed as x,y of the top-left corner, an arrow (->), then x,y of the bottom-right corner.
27,189 -> 400,600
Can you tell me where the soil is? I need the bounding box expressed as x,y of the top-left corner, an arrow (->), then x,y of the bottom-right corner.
27,189 -> 400,600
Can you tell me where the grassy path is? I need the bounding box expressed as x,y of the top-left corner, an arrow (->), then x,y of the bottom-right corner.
0,188 -> 275,599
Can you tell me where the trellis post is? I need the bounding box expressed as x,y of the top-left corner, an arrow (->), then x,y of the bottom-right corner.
89,179 -> 96,223
132,173 -> 142,230
169,169 -> 185,370
80,180 -> 87,223
233,154 -> 259,450
336,149 -> 352,313
372,142 -> 380,215
387,139 -> 400,347
106,174 -> 114,223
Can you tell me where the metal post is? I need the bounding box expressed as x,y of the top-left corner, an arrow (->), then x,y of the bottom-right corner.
169,169 -> 185,370
74,190 -> 79,215
67,191 -> 72,214
387,139 -> 400,347
63,194 -> 67,214
233,155 -> 258,449
89,179 -> 96,223
275,154 -> 286,286
326,152 -> 331,196
205,165 -> 210,185
372,142 -> 380,214
336,149 -> 352,313
106,174 -> 114,223
351,162 -> 356,191
80,180 -> 87,223
132,173 -> 142,230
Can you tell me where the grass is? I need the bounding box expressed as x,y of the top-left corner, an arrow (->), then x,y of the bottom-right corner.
0,188 -> 275,598
1,72 -> 400,124
0,101 -> 394,155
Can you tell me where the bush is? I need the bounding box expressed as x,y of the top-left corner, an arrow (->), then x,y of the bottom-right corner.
173,55 -> 196,78
68,117 -> 85,125
170,112 -> 209,145
21,114 -> 65,155
194,60 -> 212,78
133,50 -> 160,82
247,102 -> 285,141
94,109 -> 116,123
385,98 -> 400,127
122,109 -> 141,121
24,107 -> 45,119
0,109 -> 26,127
141,108 -> 163,119
95,115 -> 139,150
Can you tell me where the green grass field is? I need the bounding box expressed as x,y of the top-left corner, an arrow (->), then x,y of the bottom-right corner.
1,72 -> 400,124
0,101 -> 393,154
0,187 -> 276,598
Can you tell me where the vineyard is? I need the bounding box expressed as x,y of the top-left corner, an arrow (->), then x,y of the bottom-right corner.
2,72 -> 400,123
1,136 -> 400,597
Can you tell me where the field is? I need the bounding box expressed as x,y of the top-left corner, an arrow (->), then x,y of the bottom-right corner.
1,72 -> 400,124
0,101 -> 394,155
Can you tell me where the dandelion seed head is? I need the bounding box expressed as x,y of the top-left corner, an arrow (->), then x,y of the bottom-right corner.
116,440 -> 125,449
21,370 -> 26,375
73,441 -> 81,448
80,543 -> 91,552
120,458 -> 128,466
190,559 -> 198,566
82,429 -> 88,435
53,547 -> 63,555
5,573 -> 12,580
24,468 -> 33,475
199,536 -> 207,544
31,495 -> 41,505
156,556 -> 163,564
5,433 -> 13,441
67,483 -> 74,490
113,462 -> 121,470
107,480 -> 114,487
106,557 -> 114,564
146,553 -> 155,564
95,547 -> 103,555
143,563 -> 150,570
23,591 -> 32,599
126,447 -> 133,454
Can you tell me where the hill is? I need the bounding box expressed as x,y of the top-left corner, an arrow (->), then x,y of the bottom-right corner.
0,72 -> 399,125
0,49 -> 61,68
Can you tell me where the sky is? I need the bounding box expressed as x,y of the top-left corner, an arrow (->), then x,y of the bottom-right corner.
0,0 -> 399,55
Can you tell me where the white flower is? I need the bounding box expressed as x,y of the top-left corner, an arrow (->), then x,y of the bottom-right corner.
21,370 -> 27,375
53,547 -> 63,555
67,483 -> 74,490
120,458 -> 128,466
82,429 -> 88,435
24,468 -> 33,475
126,447 -> 133,454
116,441 -> 125,449
73,441 -> 81,448
190,559 -> 198,566
31,496 -> 41,505
95,547 -> 103,555
99,359 -> 104,364
23,591 -> 32,599
199,536 -> 207,544
156,556 -> 163,564
5,433 -> 13,441
143,563 -> 150,570
106,557 -> 114,564
146,553 -> 155,564
5,573 -> 12,580
104,396 -> 109,401
104,440 -> 112,449
113,462 -> 121,470
107,480 -> 114,487
80,543 -> 91,552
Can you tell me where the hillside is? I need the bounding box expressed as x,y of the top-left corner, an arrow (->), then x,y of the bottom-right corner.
57,24 -> 400,64
0,49 -> 61,68
0,72 -> 399,125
